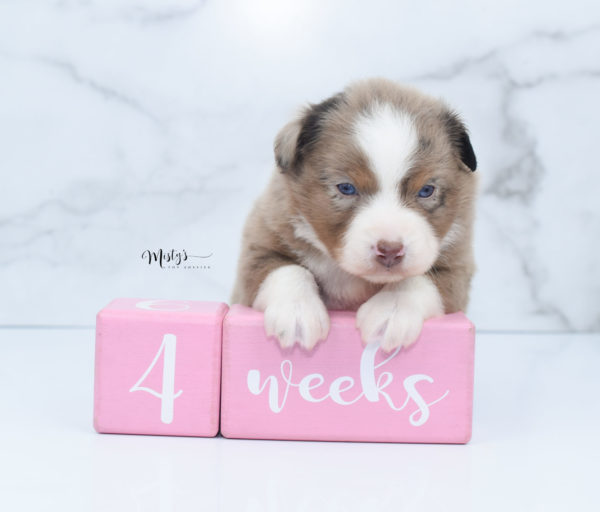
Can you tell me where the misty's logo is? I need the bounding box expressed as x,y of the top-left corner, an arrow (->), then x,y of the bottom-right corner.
141,249 -> 212,269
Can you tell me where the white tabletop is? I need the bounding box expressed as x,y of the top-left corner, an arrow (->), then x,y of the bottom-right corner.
1,328 -> 598,511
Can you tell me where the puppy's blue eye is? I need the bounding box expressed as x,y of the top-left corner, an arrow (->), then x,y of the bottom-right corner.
418,185 -> 435,198
337,183 -> 357,195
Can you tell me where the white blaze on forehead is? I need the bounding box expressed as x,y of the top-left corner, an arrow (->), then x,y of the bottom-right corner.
353,102 -> 418,191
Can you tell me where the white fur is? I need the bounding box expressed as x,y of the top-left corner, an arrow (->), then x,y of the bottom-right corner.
356,275 -> 444,352
440,221 -> 464,252
253,265 -> 330,350
353,102 -> 418,190
291,215 -> 329,254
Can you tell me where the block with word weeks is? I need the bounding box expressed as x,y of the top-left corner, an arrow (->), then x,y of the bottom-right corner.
94,298 -> 228,437
221,305 -> 475,444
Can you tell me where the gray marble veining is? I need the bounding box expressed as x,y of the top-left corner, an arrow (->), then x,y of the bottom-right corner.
1,1 -> 598,330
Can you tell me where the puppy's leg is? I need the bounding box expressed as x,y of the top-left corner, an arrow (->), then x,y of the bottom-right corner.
253,265 -> 330,350
356,275 -> 443,352
426,265 -> 473,314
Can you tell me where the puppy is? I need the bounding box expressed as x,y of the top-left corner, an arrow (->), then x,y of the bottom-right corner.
232,78 -> 477,352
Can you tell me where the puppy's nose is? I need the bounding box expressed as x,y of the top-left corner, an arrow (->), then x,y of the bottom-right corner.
375,240 -> 405,268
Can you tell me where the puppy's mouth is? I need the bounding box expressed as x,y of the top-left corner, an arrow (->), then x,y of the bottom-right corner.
337,257 -> 411,284
336,241 -> 436,284
357,267 -> 410,284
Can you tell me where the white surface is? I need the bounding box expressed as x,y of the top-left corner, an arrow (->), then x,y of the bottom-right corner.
1,328 -> 598,511
1,1 -> 600,330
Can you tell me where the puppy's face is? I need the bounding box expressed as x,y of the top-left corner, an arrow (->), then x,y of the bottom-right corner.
275,79 -> 477,284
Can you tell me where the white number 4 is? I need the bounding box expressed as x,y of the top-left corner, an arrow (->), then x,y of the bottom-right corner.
129,333 -> 183,424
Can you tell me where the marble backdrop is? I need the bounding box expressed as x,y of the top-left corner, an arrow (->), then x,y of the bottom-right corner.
1,0 -> 598,330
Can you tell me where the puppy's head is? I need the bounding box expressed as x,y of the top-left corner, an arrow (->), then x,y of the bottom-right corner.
275,78 -> 477,284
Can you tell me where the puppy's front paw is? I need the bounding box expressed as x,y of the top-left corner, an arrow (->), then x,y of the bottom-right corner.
356,276 -> 444,352
356,293 -> 423,352
253,265 -> 330,350
263,297 -> 330,350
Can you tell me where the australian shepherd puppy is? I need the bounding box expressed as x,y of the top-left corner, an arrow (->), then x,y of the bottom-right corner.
232,78 -> 477,352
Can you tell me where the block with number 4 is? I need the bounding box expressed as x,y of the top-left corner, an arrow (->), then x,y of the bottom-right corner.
94,298 -> 228,437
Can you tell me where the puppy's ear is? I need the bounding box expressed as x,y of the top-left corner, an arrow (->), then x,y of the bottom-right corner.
274,93 -> 343,175
443,111 -> 477,172
274,118 -> 302,173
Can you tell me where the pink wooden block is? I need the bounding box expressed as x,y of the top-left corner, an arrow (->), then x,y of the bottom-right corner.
94,298 -> 228,437
221,305 -> 475,443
